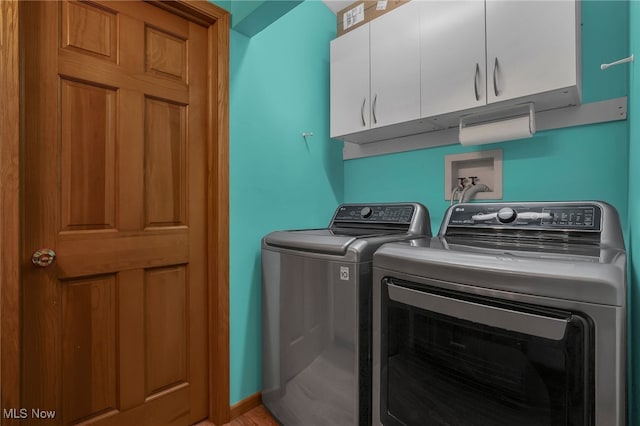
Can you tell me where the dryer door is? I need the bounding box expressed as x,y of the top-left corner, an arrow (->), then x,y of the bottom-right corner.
379,278 -> 594,426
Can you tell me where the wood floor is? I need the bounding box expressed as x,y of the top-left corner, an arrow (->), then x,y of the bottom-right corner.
195,406 -> 279,426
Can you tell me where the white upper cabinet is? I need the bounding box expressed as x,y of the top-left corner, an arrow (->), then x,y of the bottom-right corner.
330,0 -> 581,143
330,2 -> 421,139
369,1 -> 421,128
420,1 -> 486,118
330,24 -> 370,137
485,0 -> 580,104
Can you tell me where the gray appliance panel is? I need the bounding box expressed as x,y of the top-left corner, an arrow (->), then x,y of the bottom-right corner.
373,240 -> 626,306
438,201 -> 625,251
262,249 -> 369,426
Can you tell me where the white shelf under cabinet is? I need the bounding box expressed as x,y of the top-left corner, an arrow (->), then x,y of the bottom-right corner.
342,97 -> 628,160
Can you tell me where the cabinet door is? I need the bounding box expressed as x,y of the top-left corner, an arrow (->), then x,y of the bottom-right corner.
486,0 -> 578,104
330,24 -> 371,138
370,2 -> 421,128
420,1 -> 486,118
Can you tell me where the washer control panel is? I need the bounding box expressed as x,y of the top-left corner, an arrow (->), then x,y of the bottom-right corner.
333,204 -> 415,224
447,203 -> 602,231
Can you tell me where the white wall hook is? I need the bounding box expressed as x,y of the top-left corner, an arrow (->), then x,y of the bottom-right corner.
302,132 -> 314,142
601,54 -> 634,70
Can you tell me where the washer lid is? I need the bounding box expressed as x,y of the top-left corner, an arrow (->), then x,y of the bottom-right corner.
264,229 -> 356,254
264,228 -> 399,255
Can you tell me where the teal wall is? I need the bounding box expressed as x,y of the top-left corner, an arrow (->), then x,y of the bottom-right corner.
224,1 -> 343,405
345,121 -> 629,232
345,1 -> 630,236
216,0 -> 637,415
628,1 -> 639,424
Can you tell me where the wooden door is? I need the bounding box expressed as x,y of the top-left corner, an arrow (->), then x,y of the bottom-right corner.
21,1 -> 212,424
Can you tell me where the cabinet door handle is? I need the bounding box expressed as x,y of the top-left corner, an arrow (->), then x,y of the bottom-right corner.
493,57 -> 500,97
474,63 -> 480,101
372,94 -> 378,124
361,97 -> 366,126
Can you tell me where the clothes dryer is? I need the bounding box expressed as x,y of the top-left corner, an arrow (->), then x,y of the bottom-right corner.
372,201 -> 626,426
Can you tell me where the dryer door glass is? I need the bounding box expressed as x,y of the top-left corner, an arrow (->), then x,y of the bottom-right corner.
380,279 -> 594,426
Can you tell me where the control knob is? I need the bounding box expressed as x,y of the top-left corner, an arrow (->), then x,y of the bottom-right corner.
497,207 -> 517,223
360,207 -> 373,218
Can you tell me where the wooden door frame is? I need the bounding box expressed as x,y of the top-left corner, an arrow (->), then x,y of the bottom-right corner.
0,1 -> 231,424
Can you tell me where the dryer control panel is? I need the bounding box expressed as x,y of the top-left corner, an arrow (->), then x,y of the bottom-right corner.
447,203 -> 602,231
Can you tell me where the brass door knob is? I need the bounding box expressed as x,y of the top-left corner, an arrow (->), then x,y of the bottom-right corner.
32,249 -> 56,267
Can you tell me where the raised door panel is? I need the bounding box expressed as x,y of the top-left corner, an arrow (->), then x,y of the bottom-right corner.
485,0 -> 579,104
420,1 -> 486,118
60,79 -> 117,231
144,98 -> 187,228
145,26 -> 187,82
330,23 -> 371,138
369,2 -> 421,128
144,266 -> 188,397
62,275 -> 118,424
62,1 -> 117,62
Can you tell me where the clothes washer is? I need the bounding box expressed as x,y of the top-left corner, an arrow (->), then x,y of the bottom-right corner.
262,203 -> 430,425
372,201 -> 626,426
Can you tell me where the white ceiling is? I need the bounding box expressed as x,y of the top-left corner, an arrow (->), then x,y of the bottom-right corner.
322,0 -> 353,14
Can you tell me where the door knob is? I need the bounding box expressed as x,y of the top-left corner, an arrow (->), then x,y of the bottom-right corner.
32,249 -> 56,267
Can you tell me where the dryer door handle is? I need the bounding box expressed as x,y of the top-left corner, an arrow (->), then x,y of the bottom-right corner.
387,283 -> 568,341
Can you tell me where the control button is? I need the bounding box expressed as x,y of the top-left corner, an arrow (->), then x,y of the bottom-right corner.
360,207 -> 373,219
497,207 -> 517,223
471,213 -> 497,221
518,212 -> 553,221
